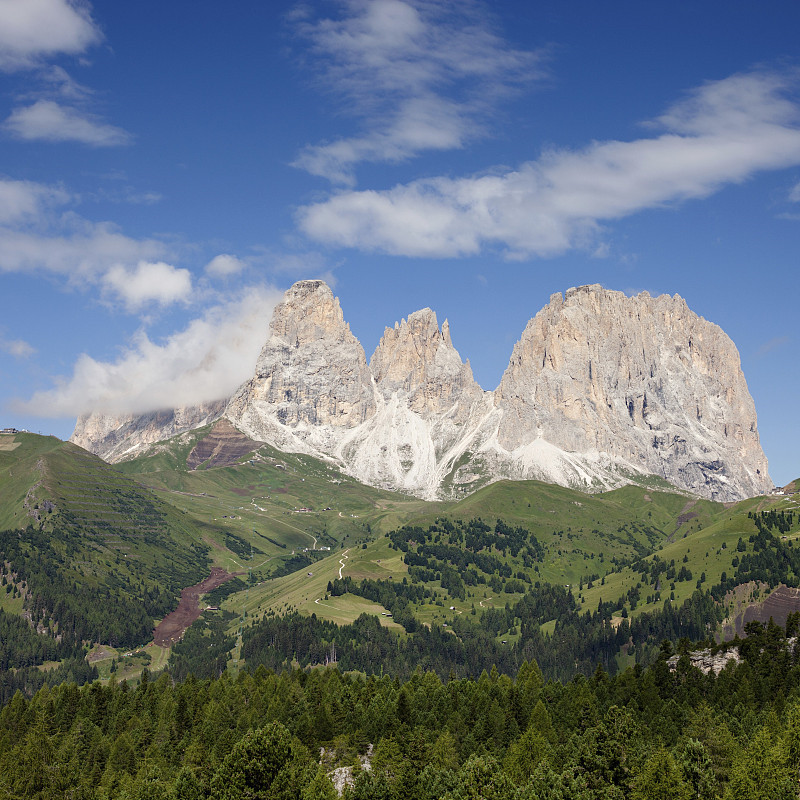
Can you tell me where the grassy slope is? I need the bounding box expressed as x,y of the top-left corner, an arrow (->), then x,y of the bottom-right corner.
119,438 -> 439,580
0,433 -> 209,630
217,477 -> 727,636
4,428 -> 796,677
580,487 -> 800,619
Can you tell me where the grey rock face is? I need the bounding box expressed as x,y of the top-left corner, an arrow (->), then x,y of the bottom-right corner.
69,400 -> 227,462
370,308 -> 484,419
225,280 -> 377,455
490,285 -> 771,500
70,281 -> 772,502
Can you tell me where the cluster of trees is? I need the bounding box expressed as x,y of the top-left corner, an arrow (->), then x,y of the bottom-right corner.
0,526 -> 163,649
4,616 -> 800,798
390,518 -> 542,568
388,519 -> 547,600
750,510 -> 795,535
0,607 -> 81,670
167,610 -> 237,682
0,521 -> 210,681
242,611 -> 517,678
241,577 -> 727,683
711,527 -> 800,600
327,577 -> 430,632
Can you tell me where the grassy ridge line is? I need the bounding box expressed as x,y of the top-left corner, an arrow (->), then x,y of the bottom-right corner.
221,537 -> 407,630
0,433 -> 63,530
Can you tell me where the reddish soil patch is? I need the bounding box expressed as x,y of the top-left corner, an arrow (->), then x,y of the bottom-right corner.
231,488 -> 250,496
736,585 -> 800,637
153,567 -> 237,647
186,419 -> 260,470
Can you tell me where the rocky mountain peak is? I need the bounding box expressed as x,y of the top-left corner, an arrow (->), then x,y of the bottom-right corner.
269,279 -> 355,347
224,281 -> 376,447
71,280 -> 772,503
493,285 -> 771,500
370,307 -> 482,416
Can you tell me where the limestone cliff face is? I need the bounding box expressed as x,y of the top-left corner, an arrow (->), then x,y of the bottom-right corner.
341,309 -> 492,496
370,309 -> 484,419
225,280 -> 377,454
70,400 -> 227,462
488,285 -> 771,500
70,280 -> 772,502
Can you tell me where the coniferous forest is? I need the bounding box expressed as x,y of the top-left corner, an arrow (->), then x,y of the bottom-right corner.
3,616 -> 800,799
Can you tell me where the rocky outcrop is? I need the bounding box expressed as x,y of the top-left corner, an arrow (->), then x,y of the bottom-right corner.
484,286 -> 771,500
225,280 -> 377,457
667,648 -> 741,675
70,399 -> 227,462
71,281 -> 772,502
370,309 -> 484,418
186,418 -> 260,470
225,286 -> 491,498
341,308 -> 492,496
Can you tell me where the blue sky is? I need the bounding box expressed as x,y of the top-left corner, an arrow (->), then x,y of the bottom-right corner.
1,0 -> 798,485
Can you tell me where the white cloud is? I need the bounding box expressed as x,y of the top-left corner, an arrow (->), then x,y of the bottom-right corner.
299,71 -> 800,258
789,182 -> 800,202
0,176 -> 172,289
0,178 -> 69,224
0,337 -> 35,358
101,261 -> 193,311
0,0 -> 101,71
205,253 -> 246,278
17,286 -> 283,416
0,219 -> 169,282
293,0 -> 543,184
4,100 -> 132,146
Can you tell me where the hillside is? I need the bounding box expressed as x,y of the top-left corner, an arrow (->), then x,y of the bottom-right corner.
0,427 -> 796,696
0,432 -> 215,695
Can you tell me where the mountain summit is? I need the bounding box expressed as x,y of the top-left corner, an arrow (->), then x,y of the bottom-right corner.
71,281 -> 772,501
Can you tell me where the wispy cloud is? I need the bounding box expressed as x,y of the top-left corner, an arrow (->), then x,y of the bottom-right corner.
4,100 -> 133,147
0,176 -> 184,312
292,0 -> 544,185
757,335 -> 790,358
16,286 -> 283,417
0,336 -> 36,359
0,218 -> 169,282
0,0 -> 101,71
205,254 -> 247,278
0,178 -> 69,224
299,71 -> 800,258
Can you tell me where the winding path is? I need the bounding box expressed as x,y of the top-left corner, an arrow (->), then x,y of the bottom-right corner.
338,549 -> 350,579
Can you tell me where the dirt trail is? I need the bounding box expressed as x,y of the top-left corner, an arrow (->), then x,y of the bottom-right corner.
153,567 -> 237,647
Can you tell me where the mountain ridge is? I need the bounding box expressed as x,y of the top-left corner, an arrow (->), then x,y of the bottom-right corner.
71,280 -> 772,502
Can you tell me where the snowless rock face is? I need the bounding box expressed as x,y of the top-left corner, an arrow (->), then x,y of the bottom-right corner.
370,309 -> 483,418
225,280 -> 376,455
71,280 -> 772,502
489,285 -> 771,500
70,400 -> 227,462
